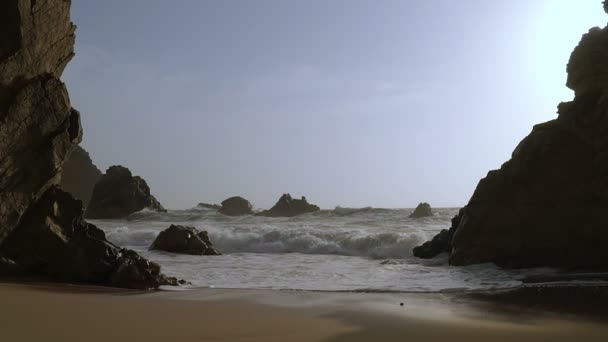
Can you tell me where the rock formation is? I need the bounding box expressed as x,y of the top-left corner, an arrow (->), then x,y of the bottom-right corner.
219,196 -> 253,216
151,225 -> 221,255
409,202 -> 433,218
413,208 -> 463,258
0,0 -> 80,245
0,186 -> 180,289
85,165 -> 165,219
60,145 -> 102,206
0,0 -> 179,289
415,4 -> 608,269
257,194 -> 320,217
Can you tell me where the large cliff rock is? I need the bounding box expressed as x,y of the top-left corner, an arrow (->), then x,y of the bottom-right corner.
0,186 -> 179,289
60,145 -> 102,206
219,196 -> 253,216
416,4 -> 608,269
257,194 -> 320,217
85,165 -> 165,219
0,0 -> 80,245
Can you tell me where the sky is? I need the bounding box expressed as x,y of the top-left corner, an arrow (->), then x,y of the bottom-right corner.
63,0 -> 607,210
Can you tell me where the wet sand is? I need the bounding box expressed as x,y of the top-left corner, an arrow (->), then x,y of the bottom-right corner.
1,282 -> 608,342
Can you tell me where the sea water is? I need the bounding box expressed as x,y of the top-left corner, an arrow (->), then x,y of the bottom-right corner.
91,207 -> 555,292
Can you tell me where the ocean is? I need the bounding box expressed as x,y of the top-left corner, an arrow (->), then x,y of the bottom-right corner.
91,207 -> 555,292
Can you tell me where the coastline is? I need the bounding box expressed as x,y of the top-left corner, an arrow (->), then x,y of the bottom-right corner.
3,282 -> 608,342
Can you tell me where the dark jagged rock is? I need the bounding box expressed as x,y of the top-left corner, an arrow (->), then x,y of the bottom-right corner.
0,186 -> 178,289
219,196 -> 253,216
85,165 -> 165,219
257,194 -> 320,217
416,4 -> 608,269
409,202 -> 433,218
60,145 -> 102,206
413,208 -> 464,258
151,225 -> 221,255
197,203 -> 221,210
0,0 -> 80,245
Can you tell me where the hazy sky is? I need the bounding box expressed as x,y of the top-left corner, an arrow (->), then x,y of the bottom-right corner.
63,0 -> 606,210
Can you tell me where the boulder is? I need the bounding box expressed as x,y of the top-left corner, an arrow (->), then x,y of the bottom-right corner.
257,194 -> 320,217
0,186 -> 179,289
416,4 -> 608,269
151,225 -> 221,255
0,0 -> 80,245
409,202 -> 433,218
85,165 -> 165,219
219,196 -> 253,216
60,145 -> 102,206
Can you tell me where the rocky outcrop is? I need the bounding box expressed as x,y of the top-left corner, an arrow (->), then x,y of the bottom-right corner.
60,145 -> 102,206
151,225 -> 221,255
409,202 -> 433,218
413,208 -> 464,258
219,196 -> 253,216
0,186 -> 179,289
0,0 -> 80,245
416,4 -> 608,269
85,165 -> 165,219
257,194 -> 320,217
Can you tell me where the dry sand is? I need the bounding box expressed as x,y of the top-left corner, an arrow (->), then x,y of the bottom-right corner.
1,282 -> 608,342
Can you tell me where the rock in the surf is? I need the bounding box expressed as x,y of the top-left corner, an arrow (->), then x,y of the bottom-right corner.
257,194 -> 320,217
219,196 -> 253,216
409,202 -> 433,218
151,224 -> 221,256
413,208 -> 464,258
85,165 -> 165,219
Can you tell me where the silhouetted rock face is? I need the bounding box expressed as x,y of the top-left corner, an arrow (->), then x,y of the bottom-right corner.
0,187 -> 179,289
60,146 -> 102,206
85,165 -> 165,219
446,9 -> 608,269
413,208 -> 464,259
409,202 -> 433,218
151,225 -> 221,256
258,194 -> 320,217
219,196 -> 253,216
0,0 -> 80,245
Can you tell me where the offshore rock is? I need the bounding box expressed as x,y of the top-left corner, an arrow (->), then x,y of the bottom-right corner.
257,194 -> 320,217
85,165 -> 165,219
151,224 -> 221,256
409,202 -> 433,218
219,196 -> 253,216
60,145 -> 102,206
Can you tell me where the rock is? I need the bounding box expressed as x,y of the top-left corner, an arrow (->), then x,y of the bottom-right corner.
197,203 -> 221,210
409,202 -> 433,218
257,194 -> 320,217
413,208 -> 464,258
418,4 -> 608,269
0,186 -> 177,289
150,225 -> 221,255
85,165 -> 165,219
0,0 -> 80,245
60,146 -> 102,207
219,196 -> 253,216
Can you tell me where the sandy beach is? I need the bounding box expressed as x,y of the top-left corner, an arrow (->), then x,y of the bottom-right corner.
2,282 -> 608,342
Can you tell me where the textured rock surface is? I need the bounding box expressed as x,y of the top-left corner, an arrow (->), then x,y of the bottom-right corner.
219,196 -> 253,216
257,194 -> 320,217
417,5 -> 608,269
413,208 -> 464,258
60,145 -> 102,206
151,225 -> 221,255
0,0 -> 80,245
85,165 -> 165,219
409,202 -> 433,218
0,187 -> 179,289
